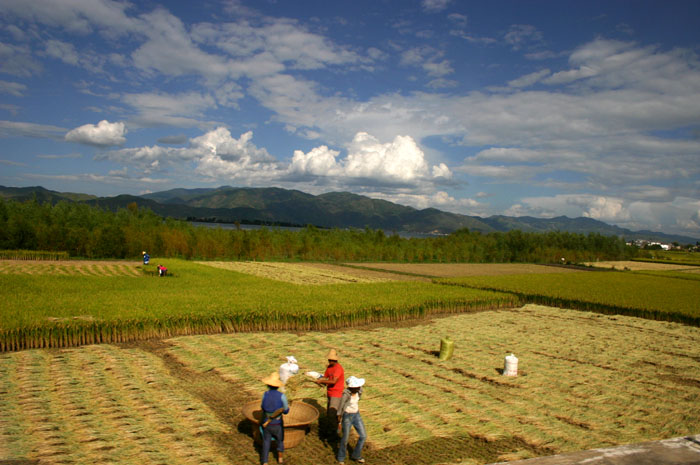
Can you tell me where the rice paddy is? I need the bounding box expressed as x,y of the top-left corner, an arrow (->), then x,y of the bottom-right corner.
1,305 -> 698,465
439,271 -> 700,326
0,259 -> 515,351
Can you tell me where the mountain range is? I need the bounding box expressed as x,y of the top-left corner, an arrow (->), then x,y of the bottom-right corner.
1,185 -> 697,244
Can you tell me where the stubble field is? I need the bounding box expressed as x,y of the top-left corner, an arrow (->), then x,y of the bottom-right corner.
1,304 -> 698,465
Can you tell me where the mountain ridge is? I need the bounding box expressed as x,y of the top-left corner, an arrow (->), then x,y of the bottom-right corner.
1,185 -> 697,244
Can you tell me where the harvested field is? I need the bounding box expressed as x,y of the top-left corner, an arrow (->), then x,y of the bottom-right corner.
196,260 -> 419,284
1,305 -> 698,464
345,263 -> 581,277
583,260 -> 699,271
0,259 -> 142,277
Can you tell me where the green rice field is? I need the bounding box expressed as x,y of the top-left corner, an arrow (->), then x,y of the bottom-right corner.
438,271 -> 700,326
0,259 -> 516,351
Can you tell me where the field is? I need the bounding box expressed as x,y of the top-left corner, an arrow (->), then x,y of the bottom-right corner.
0,259 -> 515,351
197,261 -> 425,284
1,305 -> 698,465
438,271 -> 700,326
1,259 -> 699,464
0,259 -> 142,277
582,260 -> 699,272
344,263 -> 579,278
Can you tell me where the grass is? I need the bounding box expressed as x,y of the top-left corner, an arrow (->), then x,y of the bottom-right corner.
437,271 -> 700,326
633,251 -> 700,266
0,259 -> 516,351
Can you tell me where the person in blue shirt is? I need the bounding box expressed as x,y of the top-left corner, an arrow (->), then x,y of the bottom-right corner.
260,372 -> 289,465
142,251 -> 150,265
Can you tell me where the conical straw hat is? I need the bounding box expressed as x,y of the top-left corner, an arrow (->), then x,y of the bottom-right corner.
261,371 -> 284,387
326,349 -> 339,360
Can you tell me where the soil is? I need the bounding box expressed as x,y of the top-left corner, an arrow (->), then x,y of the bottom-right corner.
130,337 -> 551,465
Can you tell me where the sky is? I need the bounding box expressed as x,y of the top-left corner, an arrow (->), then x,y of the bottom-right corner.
1,0 -> 699,239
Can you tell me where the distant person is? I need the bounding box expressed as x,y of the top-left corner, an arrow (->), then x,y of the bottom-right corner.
260,371 -> 289,465
279,356 -> 299,384
314,349 -> 345,433
336,376 -> 367,465
157,264 -> 167,277
142,251 -> 150,265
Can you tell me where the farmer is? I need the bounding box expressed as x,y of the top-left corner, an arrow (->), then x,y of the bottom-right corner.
314,349 -> 345,433
279,356 -> 299,384
260,371 -> 289,465
336,376 -> 367,465
142,251 -> 149,265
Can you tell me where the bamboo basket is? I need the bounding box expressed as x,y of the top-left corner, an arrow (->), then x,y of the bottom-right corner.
242,400 -> 319,448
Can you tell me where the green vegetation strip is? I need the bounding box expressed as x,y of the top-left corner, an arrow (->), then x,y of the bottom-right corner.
437,272 -> 700,326
0,259 -> 516,352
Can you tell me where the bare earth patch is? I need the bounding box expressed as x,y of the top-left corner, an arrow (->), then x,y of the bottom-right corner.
583,260 -> 699,271
344,263 -> 581,277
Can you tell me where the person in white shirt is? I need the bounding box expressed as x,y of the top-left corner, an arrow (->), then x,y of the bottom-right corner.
336,376 -> 367,464
279,356 -> 299,384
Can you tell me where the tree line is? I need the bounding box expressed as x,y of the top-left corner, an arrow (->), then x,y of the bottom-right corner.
0,198 -> 637,263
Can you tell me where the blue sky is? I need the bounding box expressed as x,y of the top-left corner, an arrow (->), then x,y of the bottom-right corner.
1,0 -> 699,238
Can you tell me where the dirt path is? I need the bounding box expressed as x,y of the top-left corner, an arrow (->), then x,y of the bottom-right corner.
131,338 -> 549,465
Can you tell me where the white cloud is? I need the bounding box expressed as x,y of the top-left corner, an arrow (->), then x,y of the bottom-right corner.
122,91 -> 218,128
99,127 -> 279,181
421,0 -> 452,13
0,0 -> 137,36
288,132 -> 451,186
507,69 -> 551,88
65,120 -> 127,147
504,24 -> 544,51
44,39 -> 80,65
0,79 -> 27,96
344,132 -> 447,183
0,120 -> 66,139
0,42 -> 42,76
290,145 -> 341,176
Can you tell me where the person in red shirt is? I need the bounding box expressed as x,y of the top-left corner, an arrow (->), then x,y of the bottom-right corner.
315,348 -> 345,434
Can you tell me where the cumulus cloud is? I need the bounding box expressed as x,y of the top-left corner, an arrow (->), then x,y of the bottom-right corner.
99,127 -> 279,180
290,145 -> 341,177
287,132 -> 452,188
65,120 -> 127,147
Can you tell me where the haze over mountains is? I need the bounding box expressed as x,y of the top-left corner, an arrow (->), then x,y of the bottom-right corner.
1,185 -> 698,244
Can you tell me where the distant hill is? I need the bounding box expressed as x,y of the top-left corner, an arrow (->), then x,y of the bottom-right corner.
2,185 -> 698,244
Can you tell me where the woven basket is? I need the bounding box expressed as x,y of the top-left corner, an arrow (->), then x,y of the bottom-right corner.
242,400 -> 319,449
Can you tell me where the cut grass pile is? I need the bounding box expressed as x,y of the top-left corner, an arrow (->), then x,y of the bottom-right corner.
0,344 -> 232,464
164,305 -> 700,458
0,259 -> 515,351
438,271 -> 700,326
